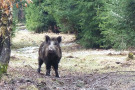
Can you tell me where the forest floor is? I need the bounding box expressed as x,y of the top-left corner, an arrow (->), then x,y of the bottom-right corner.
1,25 -> 135,90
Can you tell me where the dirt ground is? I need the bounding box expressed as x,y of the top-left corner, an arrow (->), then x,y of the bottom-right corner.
1,28 -> 135,90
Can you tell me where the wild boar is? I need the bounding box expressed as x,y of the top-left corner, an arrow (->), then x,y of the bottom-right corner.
37,35 -> 62,77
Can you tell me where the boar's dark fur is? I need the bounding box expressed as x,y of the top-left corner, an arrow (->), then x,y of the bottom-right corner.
37,35 -> 62,77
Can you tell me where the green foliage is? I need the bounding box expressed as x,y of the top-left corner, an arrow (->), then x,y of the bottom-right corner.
45,0 -> 108,48
44,0 -> 79,33
25,0 -> 56,33
24,0 -> 135,49
77,0 -> 105,48
98,0 -> 135,50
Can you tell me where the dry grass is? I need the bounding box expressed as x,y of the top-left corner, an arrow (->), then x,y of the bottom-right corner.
11,30 -> 75,49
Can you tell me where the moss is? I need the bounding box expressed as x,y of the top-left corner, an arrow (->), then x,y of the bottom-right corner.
0,63 -> 8,78
128,52 -> 134,59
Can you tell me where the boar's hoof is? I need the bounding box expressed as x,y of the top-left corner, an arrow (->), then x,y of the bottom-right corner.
46,72 -> 50,76
56,75 -> 59,78
37,68 -> 40,73
46,74 -> 50,76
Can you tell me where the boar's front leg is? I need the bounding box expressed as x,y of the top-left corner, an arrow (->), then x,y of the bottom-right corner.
53,63 -> 59,77
37,58 -> 43,73
46,62 -> 51,76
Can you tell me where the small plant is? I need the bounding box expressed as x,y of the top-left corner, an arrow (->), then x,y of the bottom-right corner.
128,52 -> 134,59
0,63 -> 8,79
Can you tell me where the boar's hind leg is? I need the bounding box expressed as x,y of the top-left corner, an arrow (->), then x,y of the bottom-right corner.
53,63 -> 59,77
46,63 -> 51,76
37,58 -> 43,73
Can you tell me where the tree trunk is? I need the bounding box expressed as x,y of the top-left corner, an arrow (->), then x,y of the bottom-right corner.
0,10 -> 2,55
0,8 -> 12,73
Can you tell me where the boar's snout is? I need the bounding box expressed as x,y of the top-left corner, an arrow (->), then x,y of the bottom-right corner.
48,46 -> 56,53
48,41 -> 57,53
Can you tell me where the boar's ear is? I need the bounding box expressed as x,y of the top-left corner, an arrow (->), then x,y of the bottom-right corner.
45,35 -> 50,42
57,36 -> 62,43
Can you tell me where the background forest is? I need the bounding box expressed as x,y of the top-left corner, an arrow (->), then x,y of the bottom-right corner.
13,0 -> 135,50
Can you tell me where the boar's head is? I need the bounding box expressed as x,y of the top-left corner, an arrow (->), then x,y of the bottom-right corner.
45,35 -> 62,57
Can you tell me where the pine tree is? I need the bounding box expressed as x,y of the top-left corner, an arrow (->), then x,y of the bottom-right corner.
25,0 -> 56,33
76,0 -> 105,48
99,0 -> 128,49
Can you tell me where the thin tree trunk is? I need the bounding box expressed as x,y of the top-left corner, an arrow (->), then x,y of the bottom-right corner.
0,35 -> 3,55
0,7 -> 12,73
0,12 -> 11,64
0,10 -> 2,55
